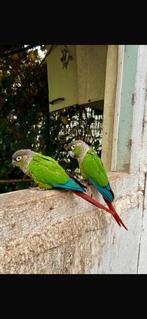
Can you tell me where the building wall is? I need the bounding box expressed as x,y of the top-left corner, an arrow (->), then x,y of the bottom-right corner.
0,173 -> 143,274
47,45 -> 107,112
137,74 -> 147,273
76,45 -> 107,105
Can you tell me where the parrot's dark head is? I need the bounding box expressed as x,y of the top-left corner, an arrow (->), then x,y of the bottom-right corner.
68,140 -> 89,160
12,149 -> 35,174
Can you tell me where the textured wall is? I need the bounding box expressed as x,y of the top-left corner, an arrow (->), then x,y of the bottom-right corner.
0,173 -> 143,274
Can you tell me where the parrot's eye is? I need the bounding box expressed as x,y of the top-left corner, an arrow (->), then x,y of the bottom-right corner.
71,144 -> 75,150
16,155 -> 22,162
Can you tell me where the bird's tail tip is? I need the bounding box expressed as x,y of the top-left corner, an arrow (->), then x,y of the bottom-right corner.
104,199 -> 128,231
113,212 -> 128,230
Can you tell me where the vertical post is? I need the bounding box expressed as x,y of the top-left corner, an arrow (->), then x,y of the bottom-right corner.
45,65 -> 51,155
101,45 -> 118,171
115,45 -> 138,172
111,45 -> 125,171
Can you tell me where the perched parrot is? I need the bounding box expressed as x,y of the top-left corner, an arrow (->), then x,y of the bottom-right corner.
69,140 -> 128,230
11,149 -> 119,216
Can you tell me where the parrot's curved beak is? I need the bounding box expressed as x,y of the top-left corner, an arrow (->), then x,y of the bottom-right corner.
68,151 -> 75,158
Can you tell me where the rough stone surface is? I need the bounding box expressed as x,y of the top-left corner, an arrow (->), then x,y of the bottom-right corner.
0,172 -> 143,274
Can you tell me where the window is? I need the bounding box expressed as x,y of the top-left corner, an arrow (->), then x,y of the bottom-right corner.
47,45 -> 139,173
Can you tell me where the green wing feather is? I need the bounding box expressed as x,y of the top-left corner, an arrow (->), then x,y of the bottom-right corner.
28,153 -> 69,189
81,148 -> 109,187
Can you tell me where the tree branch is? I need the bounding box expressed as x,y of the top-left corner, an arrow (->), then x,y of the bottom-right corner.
0,45 -> 39,58
0,179 -> 31,183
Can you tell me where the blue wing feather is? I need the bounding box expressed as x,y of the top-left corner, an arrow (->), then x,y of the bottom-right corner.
89,178 -> 114,202
54,178 -> 84,192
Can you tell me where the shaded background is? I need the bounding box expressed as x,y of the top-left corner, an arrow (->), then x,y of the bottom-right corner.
0,45 -> 103,193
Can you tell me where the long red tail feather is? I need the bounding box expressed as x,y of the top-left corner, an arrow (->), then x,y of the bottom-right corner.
73,191 -> 115,214
73,191 -> 127,230
104,199 -> 128,231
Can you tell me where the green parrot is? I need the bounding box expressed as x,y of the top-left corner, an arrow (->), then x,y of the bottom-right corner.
69,140 -> 127,230
12,149 -> 119,216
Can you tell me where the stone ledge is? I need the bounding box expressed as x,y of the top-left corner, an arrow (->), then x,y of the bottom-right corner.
0,171 -> 141,273
0,188 -> 107,273
0,188 -> 104,243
